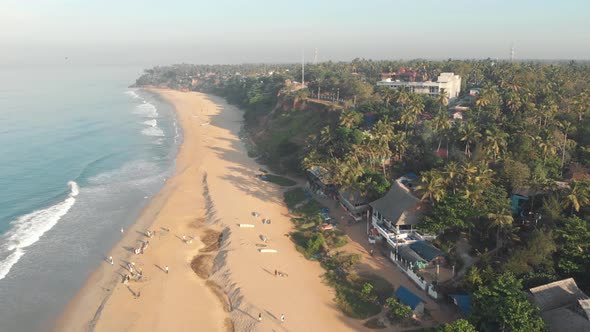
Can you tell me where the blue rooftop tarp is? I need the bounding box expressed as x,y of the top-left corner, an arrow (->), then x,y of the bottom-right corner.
395,286 -> 424,310
450,294 -> 472,316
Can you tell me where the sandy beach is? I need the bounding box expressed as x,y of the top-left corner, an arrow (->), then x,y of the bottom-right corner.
55,89 -> 366,331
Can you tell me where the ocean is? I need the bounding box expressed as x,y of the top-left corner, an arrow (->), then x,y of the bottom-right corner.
0,65 -> 179,331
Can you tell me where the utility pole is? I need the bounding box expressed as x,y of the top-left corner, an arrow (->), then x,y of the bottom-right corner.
336,88 -> 340,103
510,43 -> 515,62
317,86 -> 320,101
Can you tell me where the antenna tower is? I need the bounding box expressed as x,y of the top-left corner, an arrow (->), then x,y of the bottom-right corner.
510,43 -> 515,62
302,49 -> 305,88
314,48 -> 318,65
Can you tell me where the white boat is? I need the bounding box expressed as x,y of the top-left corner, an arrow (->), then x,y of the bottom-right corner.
259,249 -> 277,253
239,223 -> 255,228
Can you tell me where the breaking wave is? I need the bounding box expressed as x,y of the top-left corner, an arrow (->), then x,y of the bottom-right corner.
0,181 -> 79,280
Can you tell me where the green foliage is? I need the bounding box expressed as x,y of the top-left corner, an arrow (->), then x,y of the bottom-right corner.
305,233 -> 325,258
386,297 -> 413,321
556,216 -> 590,276
503,229 -> 556,275
437,319 -> 477,332
471,272 -> 545,332
263,174 -> 296,186
420,194 -> 477,234
361,282 -> 378,303
283,187 -> 307,209
501,159 -> 531,191
322,253 -> 380,319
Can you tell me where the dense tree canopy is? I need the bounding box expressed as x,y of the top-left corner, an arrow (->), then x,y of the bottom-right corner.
136,59 -> 590,328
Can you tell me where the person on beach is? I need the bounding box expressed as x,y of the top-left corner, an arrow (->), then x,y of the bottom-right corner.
109,256 -> 113,265
165,266 -> 169,274
258,313 -> 262,322
280,314 -> 285,322
146,230 -> 151,238
274,269 -> 277,276
120,228 -> 124,234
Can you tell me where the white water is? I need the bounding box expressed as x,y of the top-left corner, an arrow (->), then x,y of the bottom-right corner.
142,126 -> 165,137
133,102 -> 158,118
0,181 -> 79,280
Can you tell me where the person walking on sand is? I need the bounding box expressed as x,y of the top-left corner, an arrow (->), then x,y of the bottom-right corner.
280,314 -> 285,322
274,269 -> 278,276
165,266 -> 169,274
109,256 -> 113,265
258,313 -> 262,322
120,228 -> 124,234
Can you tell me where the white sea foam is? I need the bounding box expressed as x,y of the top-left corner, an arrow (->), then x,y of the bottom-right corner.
133,102 -> 158,118
142,126 -> 165,137
143,119 -> 157,127
125,90 -> 141,99
87,160 -> 160,185
0,181 -> 79,280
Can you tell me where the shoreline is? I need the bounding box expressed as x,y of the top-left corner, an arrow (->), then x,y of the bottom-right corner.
56,89 -> 363,332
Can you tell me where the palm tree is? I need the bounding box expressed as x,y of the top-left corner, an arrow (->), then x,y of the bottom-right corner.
460,122 -> 482,157
443,161 -> 460,194
416,170 -> 446,202
395,87 -> 411,108
390,132 -> 409,161
534,132 -> 557,166
433,110 -> 452,152
563,181 -> 590,214
436,89 -> 449,112
487,208 -> 514,249
504,91 -> 522,113
372,119 -> 395,175
483,128 -> 508,161
339,110 -> 361,129
557,120 -> 576,175
378,86 -> 397,106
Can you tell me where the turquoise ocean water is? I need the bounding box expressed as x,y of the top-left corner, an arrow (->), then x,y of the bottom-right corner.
0,65 -> 179,331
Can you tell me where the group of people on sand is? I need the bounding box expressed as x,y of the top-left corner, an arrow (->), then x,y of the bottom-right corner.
258,313 -> 286,323
123,262 -> 145,284
274,269 -> 288,277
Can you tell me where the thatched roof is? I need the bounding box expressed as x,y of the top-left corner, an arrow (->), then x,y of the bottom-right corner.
369,180 -> 422,225
541,307 -> 590,332
529,278 -> 588,312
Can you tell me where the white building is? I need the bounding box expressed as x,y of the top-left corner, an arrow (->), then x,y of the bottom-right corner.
377,72 -> 462,100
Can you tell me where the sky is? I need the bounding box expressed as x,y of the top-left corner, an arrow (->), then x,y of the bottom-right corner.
1,0 -> 589,65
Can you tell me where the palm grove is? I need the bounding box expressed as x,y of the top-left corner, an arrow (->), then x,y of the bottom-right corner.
136,59 -> 590,331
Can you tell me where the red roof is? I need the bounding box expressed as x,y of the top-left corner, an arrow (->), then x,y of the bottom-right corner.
434,149 -> 448,157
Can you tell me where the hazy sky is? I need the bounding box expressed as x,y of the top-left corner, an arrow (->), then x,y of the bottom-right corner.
2,0 -> 588,65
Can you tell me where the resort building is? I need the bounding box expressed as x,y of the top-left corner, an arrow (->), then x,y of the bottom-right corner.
338,190 -> 370,221
377,72 -> 462,100
528,278 -> 590,332
306,166 -> 336,199
370,174 -> 423,246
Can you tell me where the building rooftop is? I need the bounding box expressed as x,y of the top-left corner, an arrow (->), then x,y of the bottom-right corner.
398,245 -> 426,265
396,286 -> 424,310
369,179 -> 422,226
529,278 -> 589,312
409,241 -> 445,262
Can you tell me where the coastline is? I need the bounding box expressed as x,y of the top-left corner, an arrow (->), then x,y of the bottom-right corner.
56,89 -> 364,331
